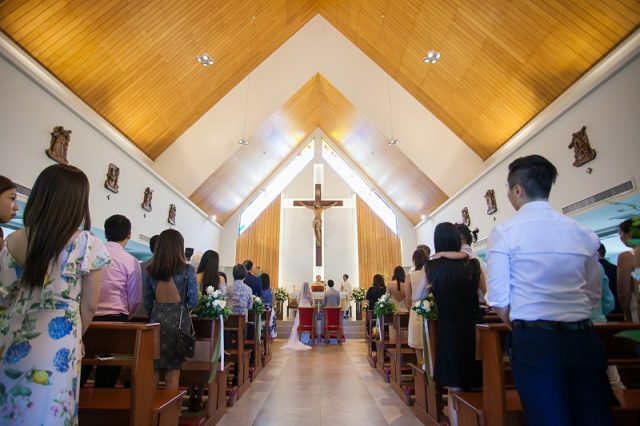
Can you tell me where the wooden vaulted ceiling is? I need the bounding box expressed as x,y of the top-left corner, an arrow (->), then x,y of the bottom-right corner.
2,1 -> 639,162
191,73 -> 447,225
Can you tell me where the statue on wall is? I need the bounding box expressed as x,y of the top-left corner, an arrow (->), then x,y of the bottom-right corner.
485,189 -> 498,215
168,204 -> 177,225
141,187 -> 153,212
104,163 -> 120,193
45,126 -> 72,164
568,126 -> 596,167
461,207 -> 471,226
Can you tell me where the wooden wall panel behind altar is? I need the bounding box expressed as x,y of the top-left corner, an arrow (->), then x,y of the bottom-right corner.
356,196 -> 401,288
235,196 -> 280,290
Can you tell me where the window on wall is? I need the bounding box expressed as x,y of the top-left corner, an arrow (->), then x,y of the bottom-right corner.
238,138 -> 315,235
321,138 -> 398,234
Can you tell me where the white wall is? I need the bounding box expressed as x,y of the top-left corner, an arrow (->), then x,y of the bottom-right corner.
219,131 -> 417,288
0,55 -> 221,252
416,53 -> 640,249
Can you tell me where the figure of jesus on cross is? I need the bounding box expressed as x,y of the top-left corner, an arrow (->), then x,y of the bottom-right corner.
293,183 -> 343,265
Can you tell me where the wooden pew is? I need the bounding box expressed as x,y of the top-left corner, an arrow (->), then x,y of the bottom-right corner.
262,308 -> 273,367
387,313 -> 417,405
366,310 -> 377,367
244,311 -> 263,380
376,313 -> 395,382
224,314 -> 252,400
180,317 -> 232,425
410,315 -> 503,425
80,322 -> 186,426
452,322 -> 640,426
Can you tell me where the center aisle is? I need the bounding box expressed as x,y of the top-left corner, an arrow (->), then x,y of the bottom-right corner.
218,341 -> 421,426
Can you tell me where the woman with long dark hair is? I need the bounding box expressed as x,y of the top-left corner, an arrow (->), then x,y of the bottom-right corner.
196,250 -> 220,294
0,164 -> 111,425
144,229 -> 198,391
0,175 -> 19,251
428,222 -> 484,424
366,274 -> 386,309
387,266 -> 408,313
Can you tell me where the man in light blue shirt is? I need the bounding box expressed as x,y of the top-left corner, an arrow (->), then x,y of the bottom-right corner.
486,155 -> 612,425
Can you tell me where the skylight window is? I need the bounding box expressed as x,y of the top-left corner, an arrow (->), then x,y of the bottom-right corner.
238,138 -> 315,234
321,139 -> 398,234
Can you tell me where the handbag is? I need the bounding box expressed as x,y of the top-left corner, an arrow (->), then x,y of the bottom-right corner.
177,270 -> 196,358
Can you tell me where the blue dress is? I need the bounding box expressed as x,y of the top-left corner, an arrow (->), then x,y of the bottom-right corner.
0,231 -> 111,426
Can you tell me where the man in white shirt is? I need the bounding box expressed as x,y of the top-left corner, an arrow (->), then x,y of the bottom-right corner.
486,155 -> 611,425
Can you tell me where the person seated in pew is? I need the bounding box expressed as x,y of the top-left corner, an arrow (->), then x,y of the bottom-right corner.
218,271 -> 227,294
226,264 -> 255,343
81,214 -> 142,388
428,222 -> 484,425
144,229 -> 198,392
323,279 -> 341,307
0,164 -> 111,426
486,155 -> 613,426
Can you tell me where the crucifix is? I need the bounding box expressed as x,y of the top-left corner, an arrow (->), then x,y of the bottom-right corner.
293,183 -> 343,266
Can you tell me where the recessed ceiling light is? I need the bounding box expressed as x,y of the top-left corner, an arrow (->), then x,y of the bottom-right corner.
238,138 -> 250,145
420,214 -> 426,221
423,50 -> 441,64
387,138 -> 400,146
210,215 -> 217,222
197,53 -> 214,67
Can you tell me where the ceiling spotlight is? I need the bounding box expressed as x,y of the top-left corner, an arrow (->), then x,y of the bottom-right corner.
387,138 -> 400,146
210,215 -> 217,222
420,214 -> 426,221
238,138 -> 250,145
423,50 -> 441,64
197,53 -> 214,67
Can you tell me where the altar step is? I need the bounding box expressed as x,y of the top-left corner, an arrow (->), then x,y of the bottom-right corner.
275,319 -> 366,340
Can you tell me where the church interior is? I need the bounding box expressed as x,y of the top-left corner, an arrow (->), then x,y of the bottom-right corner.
1,1 -> 640,425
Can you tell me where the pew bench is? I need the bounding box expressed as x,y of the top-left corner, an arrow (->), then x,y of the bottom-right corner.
386,313 -> 416,405
452,322 -> 640,426
224,314 -> 253,400
80,322 -> 186,426
181,317 -> 233,425
366,310 -> 377,367
375,313 -> 395,382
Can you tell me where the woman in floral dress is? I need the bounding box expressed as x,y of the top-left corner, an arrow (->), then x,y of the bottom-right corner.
0,164 -> 110,426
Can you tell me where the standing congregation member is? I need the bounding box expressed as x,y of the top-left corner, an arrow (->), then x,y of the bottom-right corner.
0,164 -> 111,426
138,234 -> 158,315
366,274 -> 386,309
196,250 -> 220,294
617,218 -> 639,322
144,229 -> 198,391
406,249 -> 428,364
242,259 -> 263,298
81,214 -> 142,387
598,243 -> 621,314
486,155 -> 611,425
0,176 -> 19,252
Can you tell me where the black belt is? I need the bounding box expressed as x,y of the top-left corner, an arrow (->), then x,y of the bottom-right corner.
512,319 -> 592,331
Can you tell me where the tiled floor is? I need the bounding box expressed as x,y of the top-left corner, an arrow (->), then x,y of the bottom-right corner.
218,340 -> 422,426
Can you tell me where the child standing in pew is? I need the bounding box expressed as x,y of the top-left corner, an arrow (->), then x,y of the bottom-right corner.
0,165 -> 111,426
144,229 -> 198,392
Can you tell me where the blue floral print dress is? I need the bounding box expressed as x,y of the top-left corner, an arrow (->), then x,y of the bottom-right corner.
0,231 -> 111,426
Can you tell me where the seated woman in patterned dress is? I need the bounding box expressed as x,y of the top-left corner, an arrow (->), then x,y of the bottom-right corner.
144,229 -> 198,391
0,164 -> 111,426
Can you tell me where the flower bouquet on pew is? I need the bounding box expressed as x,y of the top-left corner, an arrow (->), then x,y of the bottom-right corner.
412,294 -> 437,385
193,286 -> 231,319
374,293 -> 396,317
192,286 -> 231,379
250,295 -> 266,342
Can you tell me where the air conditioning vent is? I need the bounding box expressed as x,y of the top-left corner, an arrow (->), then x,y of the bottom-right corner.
15,183 -> 31,197
562,180 -> 635,215
138,233 -> 150,242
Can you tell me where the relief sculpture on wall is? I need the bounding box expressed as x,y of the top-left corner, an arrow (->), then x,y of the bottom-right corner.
104,163 -> 120,193
568,126 -> 596,167
461,207 -> 471,226
485,189 -> 498,215
168,204 -> 177,225
141,187 -> 153,212
45,126 -> 72,164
